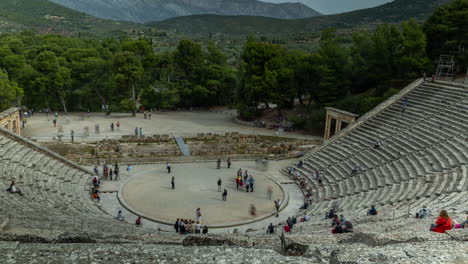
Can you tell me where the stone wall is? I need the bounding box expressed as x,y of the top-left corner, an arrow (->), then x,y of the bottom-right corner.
43,133 -> 319,164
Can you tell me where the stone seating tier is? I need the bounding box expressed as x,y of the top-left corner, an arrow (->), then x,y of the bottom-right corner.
285,81 -> 468,223
0,129 -> 142,234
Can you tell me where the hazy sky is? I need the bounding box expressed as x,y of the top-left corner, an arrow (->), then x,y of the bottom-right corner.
263,0 -> 393,14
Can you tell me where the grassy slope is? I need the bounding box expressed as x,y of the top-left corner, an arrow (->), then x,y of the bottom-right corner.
0,0 -> 143,37
151,0 -> 450,35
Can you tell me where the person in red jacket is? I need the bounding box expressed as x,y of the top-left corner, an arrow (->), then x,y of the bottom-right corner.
431,210 -> 452,233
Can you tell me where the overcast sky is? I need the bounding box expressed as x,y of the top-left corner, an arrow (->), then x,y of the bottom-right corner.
263,0 -> 393,14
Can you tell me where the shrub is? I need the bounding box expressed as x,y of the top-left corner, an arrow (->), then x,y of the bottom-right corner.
237,103 -> 259,121
290,116 -> 306,130
358,96 -> 384,115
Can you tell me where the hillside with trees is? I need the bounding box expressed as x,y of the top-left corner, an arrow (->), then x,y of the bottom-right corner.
0,0 -> 143,36
151,0 -> 450,35
48,0 -> 321,23
0,0 -> 466,133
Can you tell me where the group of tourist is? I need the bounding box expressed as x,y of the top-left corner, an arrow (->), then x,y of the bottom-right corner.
93,163 -> 120,181
214,159 -> 236,201
134,127 -> 143,136
174,208 -> 208,234
91,163 -> 121,202
49,112 -> 59,128
143,111 -> 152,120
283,217 -> 295,232
331,214 -> 353,233
287,162 -> 316,205
110,122 -> 120,132
174,219 -> 208,234
235,168 -> 255,192
267,213 -> 310,234
289,160 -> 320,182
253,117 -> 293,132
19,109 -> 33,128
216,158 -> 231,169
325,208 -> 354,233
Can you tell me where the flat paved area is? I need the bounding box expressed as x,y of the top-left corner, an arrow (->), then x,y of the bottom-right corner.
21,111 -> 317,141
121,163 -> 283,225
97,159 -> 304,232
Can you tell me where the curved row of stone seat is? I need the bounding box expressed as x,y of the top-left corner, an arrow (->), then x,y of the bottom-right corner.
0,129 -> 148,234
318,82 -> 467,148
308,84 -> 464,186
308,84 -> 468,173
284,81 -> 468,222
309,168 -> 465,212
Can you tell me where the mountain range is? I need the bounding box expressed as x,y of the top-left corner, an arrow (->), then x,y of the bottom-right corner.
47,0 -> 321,23
0,0 -> 141,36
265,0 -> 393,14
0,0 -> 452,38
151,0 -> 451,35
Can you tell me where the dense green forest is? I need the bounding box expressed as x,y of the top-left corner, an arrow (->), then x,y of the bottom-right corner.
0,0 -> 466,129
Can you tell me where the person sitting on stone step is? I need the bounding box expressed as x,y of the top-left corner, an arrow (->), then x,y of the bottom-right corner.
116,210 -> 124,221
416,205 -> 431,219
92,189 -> 100,202
343,220 -> 354,233
430,210 -> 452,233
374,141 -> 381,149
135,216 -> 142,226
351,165 -> 360,175
326,208 -> 335,219
340,214 -> 347,224
367,205 -> 378,216
461,216 -> 468,229
297,160 -> 303,167
6,181 -> 23,196
331,214 -> 341,227
92,176 -> 100,188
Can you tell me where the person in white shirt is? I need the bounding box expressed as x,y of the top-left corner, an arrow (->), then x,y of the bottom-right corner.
196,208 -> 202,222
195,222 -> 201,234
